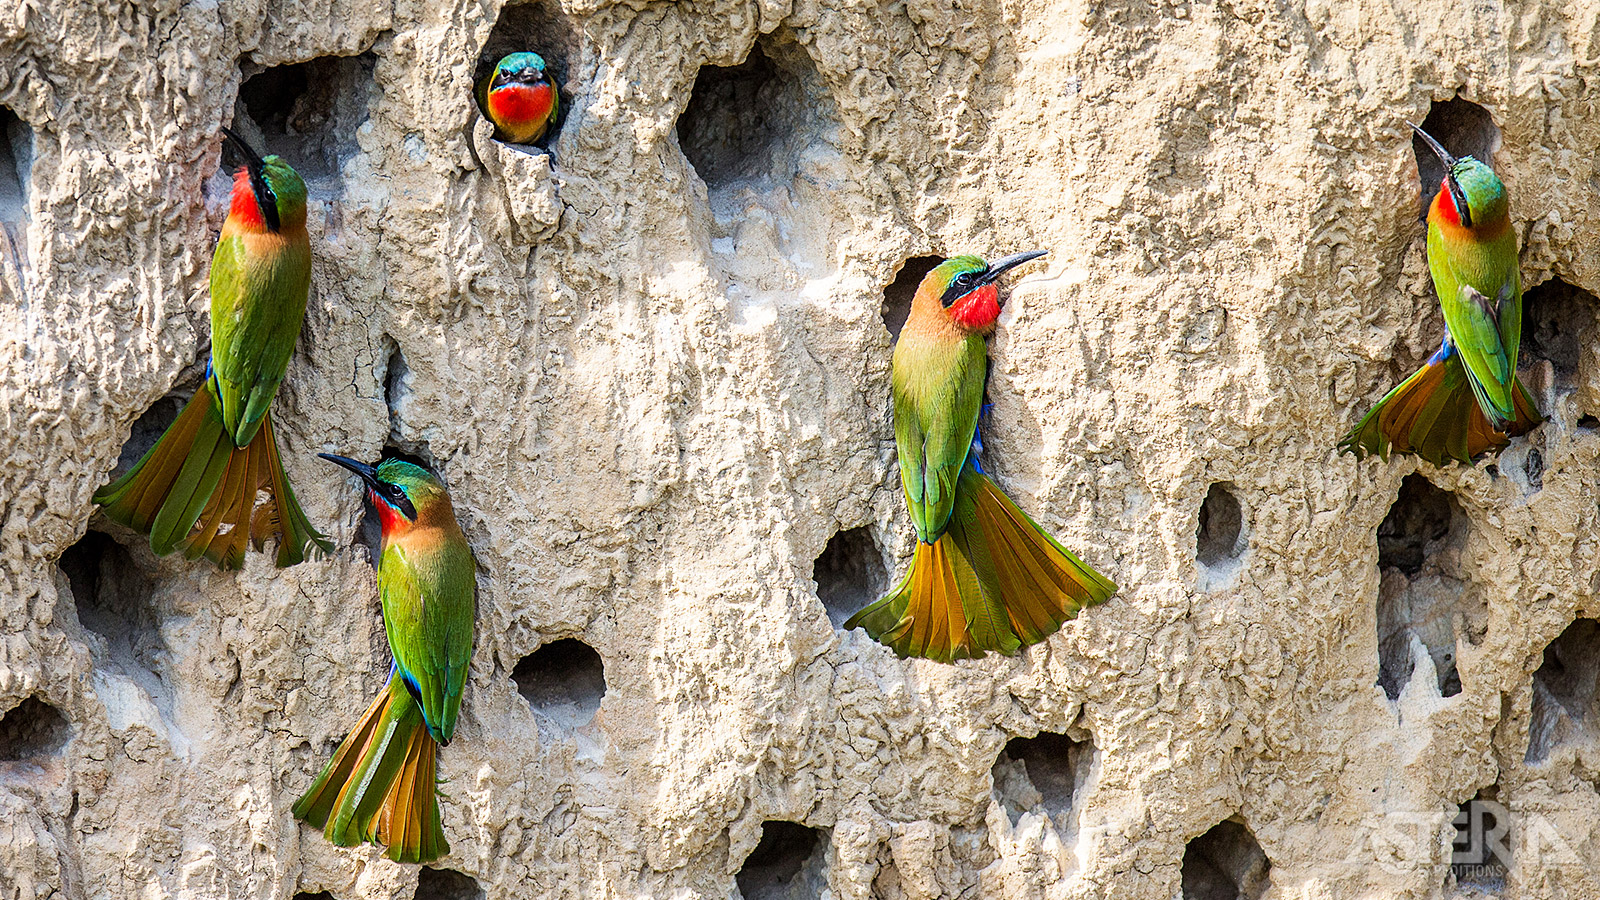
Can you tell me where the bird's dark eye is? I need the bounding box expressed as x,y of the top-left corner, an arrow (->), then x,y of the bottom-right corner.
956,273 -> 974,287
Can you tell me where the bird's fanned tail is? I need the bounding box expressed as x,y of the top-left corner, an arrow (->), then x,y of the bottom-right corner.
93,389 -> 331,568
292,675 -> 448,864
845,465 -> 1116,661
1338,340 -> 1541,467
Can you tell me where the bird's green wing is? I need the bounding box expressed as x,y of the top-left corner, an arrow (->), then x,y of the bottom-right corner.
209,235 -> 311,446
894,336 -> 986,543
380,540 -> 475,744
207,233 -> 250,440
1433,241 -> 1519,425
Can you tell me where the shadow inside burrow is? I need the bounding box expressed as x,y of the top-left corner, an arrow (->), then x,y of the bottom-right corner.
232,53 -> 378,198
992,731 -> 1094,834
1525,617 -> 1599,764
1374,474 -> 1484,700
880,256 -> 942,342
0,105 -> 31,225
1182,818 -> 1271,900
812,526 -> 889,628
735,821 -> 827,900
512,637 -> 605,730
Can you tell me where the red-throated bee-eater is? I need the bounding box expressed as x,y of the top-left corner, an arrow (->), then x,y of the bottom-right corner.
475,52 -> 559,144
293,455 -> 475,864
845,252 -> 1117,661
93,128 -> 330,568
1339,124 -> 1541,465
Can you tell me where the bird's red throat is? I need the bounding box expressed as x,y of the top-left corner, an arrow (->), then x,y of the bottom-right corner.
949,284 -> 1001,330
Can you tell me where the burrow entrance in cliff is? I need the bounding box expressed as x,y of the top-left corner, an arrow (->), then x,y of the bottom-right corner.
234,53 -> 378,196
1521,277 -> 1600,418
58,529 -> 172,704
416,867 -> 484,900
1196,482 -> 1247,586
0,106 -> 31,226
813,526 -> 888,627
0,695 -> 71,773
1451,788 -> 1510,893
1525,617 -> 1599,764
881,256 -> 943,341
1182,819 -> 1271,900
513,638 -> 606,729
477,0 -> 580,146
1375,474 -> 1485,700
677,31 -> 844,285
992,731 -> 1094,836
1412,99 -> 1498,221
736,821 -> 827,900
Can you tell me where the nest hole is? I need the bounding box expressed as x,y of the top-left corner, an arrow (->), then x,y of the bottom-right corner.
111,384 -> 196,477
1451,789 -> 1511,891
479,0 -> 579,97
292,893 -> 336,900
415,867 -> 484,900
993,731 -> 1092,829
1196,483 -> 1245,569
1521,277 -> 1599,400
881,256 -> 942,341
677,37 -> 832,196
0,696 -> 71,765
812,527 -> 887,627
512,638 -> 605,729
1525,618 -> 1600,764
235,54 -> 377,192
1413,99 -> 1500,221
1376,475 -> 1481,700
736,821 -> 826,900
59,530 -> 164,679
1181,819 -> 1271,900
0,106 -> 31,223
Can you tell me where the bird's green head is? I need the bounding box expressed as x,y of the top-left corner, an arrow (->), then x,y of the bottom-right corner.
319,454 -> 452,535
916,251 -> 1048,332
1410,123 -> 1507,230
222,127 -> 308,232
490,52 -> 551,90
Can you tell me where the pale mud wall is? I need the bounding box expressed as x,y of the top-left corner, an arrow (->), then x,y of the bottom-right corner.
1,0 -> 1600,898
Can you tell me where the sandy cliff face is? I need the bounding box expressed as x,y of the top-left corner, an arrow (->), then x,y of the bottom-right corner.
1,0 -> 1598,897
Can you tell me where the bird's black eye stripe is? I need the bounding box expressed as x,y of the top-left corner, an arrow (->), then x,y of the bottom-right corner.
940,270 -> 984,307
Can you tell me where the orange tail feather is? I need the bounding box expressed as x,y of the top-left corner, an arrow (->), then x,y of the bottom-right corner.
94,391 -> 330,569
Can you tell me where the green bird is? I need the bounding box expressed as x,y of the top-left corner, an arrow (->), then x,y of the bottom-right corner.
93,128 -> 330,568
293,455 -> 476,864
845,252 -> 1117,661
1338,123 -> 1541,465
475,52 -> 559,145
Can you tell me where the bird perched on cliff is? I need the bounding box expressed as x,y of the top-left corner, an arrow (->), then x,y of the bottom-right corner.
293,455 -> 475,864
93,128 -> 330,568
845,252 -> 1117,661
1338,124 -> 1541,466
475,52 -> 560,145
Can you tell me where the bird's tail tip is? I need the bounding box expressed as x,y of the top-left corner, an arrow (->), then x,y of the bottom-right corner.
845,471 -> 1115,662
293,678 -> 448,864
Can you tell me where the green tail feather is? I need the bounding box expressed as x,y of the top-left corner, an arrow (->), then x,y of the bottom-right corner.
1339,350 -> 1542,467
294,676 -> 448,863
846,464 -> 1115,662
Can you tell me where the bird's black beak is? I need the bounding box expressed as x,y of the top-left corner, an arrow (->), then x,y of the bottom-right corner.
221,125 -> 280,232
1409,122 -> 1457,168
1409,122 -> 1472,228
979,250 -> 1048,287
319,453 -> 383,491
221,126 -> 265,173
